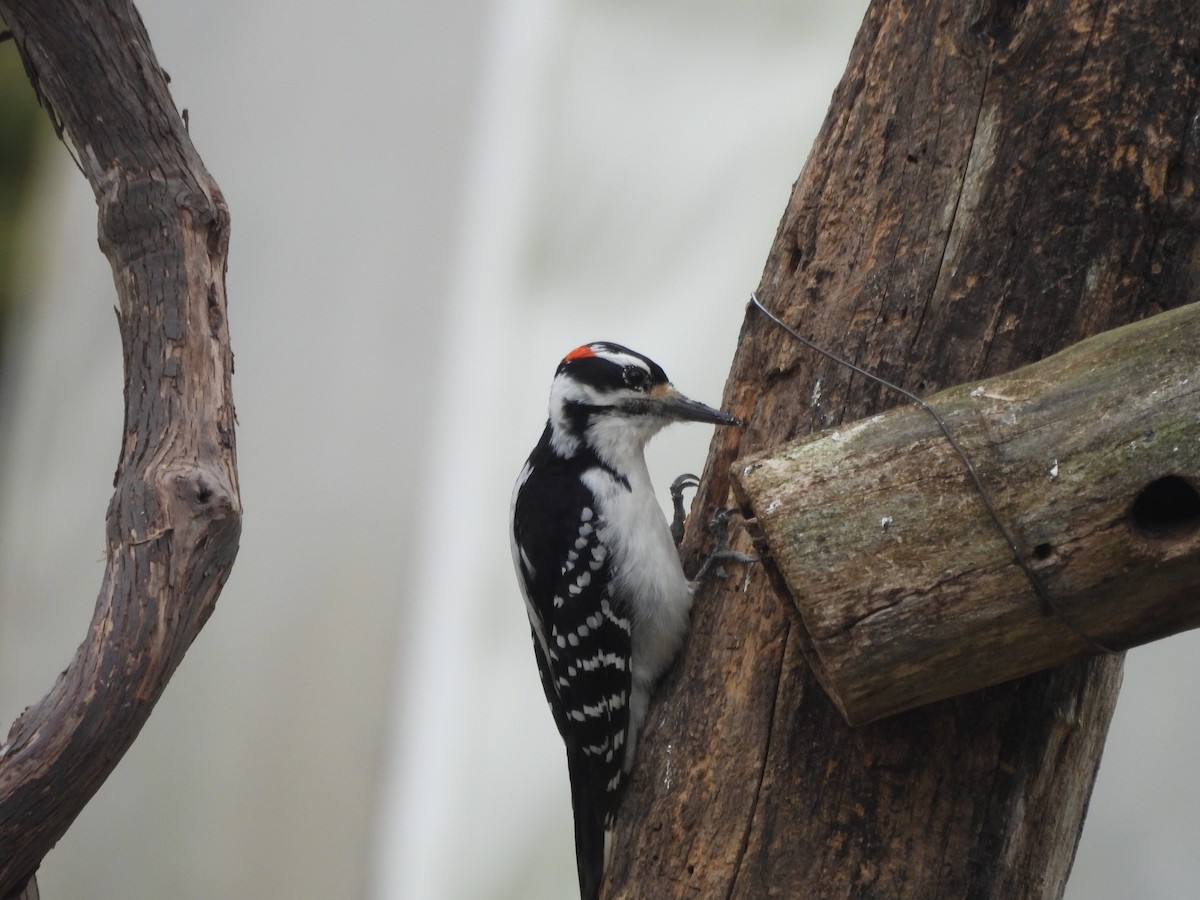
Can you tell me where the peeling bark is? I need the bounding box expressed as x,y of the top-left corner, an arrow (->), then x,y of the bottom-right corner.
0,2 -> 240,895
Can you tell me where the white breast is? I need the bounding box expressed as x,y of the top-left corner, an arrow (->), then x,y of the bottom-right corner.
582,458 -> 693,768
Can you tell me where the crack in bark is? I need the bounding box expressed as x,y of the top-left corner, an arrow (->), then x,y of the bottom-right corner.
916,58 -> 994,360
725,620 -> 789,900
978,0 -> 1112,375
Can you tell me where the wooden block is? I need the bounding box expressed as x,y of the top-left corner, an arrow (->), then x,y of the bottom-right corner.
732,302 -> 1200,725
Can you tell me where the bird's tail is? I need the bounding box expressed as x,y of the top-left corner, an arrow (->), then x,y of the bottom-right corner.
567,749 -> 608,900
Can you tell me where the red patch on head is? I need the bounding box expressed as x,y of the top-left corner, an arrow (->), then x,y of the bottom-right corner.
563,344 -> 596,362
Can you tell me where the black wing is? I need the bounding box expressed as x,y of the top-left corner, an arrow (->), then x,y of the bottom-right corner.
512,435 -> 632,899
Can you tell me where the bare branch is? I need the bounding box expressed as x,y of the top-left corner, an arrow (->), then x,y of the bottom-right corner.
0,1 -> 240,893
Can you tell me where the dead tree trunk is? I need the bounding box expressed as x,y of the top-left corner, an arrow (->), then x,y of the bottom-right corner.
0,2 -> 239,896
607,0 -> 1199,896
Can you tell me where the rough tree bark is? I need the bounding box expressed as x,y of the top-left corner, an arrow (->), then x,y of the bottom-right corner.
608,0 -> 1199,897
0,2 -> 239,896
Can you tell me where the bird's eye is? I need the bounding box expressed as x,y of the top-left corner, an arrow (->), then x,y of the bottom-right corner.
623,366 -> 650,391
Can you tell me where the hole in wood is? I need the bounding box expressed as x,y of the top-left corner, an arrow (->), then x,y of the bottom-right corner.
1130,475 -> 1200,540
1032,542 -> 1054,561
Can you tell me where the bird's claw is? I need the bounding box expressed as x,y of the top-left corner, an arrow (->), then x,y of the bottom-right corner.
669,473 -> 701,546
691,507 -> 759,582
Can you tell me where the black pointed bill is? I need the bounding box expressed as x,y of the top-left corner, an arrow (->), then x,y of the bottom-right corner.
653,385 -> 744,427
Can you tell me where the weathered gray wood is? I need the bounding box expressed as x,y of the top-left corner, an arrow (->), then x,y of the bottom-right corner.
733,301 -> 1200,725
0,2 -> 240,895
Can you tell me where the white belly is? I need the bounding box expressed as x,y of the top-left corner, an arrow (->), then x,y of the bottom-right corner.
583,461 -> 694,768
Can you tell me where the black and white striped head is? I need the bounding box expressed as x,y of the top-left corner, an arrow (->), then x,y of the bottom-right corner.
546,342 -> 741,458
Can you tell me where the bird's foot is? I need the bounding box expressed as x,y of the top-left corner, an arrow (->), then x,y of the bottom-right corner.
691,506 -> 759,583
669,473 -> 700,547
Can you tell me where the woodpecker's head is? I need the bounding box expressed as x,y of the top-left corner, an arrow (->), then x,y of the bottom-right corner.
546,342 -> 742,460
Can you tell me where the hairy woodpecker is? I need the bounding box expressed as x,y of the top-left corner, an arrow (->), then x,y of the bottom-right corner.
509,342 -> 743,900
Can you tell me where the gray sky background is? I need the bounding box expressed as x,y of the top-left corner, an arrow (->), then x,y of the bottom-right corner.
0,2 -> 1196,898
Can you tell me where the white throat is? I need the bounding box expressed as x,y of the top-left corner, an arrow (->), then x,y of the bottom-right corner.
583,412 -> 666,473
